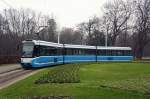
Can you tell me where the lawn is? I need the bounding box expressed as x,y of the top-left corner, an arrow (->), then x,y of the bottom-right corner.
1,62 -> 150,99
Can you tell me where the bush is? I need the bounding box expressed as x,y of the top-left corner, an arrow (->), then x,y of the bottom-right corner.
35,64 -> 80,84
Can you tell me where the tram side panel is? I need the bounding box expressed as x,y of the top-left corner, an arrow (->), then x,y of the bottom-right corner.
97,56 -> 133,62
31,55 -> 96,67
31,55 -> 133,68
64,55 -> 96,63
31,56 -> 63,68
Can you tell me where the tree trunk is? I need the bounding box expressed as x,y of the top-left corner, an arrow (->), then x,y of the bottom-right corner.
135,45 -> 144,60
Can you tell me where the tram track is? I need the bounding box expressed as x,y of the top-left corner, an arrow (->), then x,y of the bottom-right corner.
0,69 -> 39,90
0,68 -> 22,75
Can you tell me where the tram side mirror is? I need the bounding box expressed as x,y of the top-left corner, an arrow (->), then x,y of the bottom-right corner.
17,44 -> 22,51
17,45 -> 19,51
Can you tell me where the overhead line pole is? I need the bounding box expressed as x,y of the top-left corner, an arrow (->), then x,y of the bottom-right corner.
58,32 -> 60,44
105,27 -> 108,47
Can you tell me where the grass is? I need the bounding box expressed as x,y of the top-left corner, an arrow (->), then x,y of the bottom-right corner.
0,62 -> 150,99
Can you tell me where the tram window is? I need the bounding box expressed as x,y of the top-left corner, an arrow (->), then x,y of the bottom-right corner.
69,48 -> 85,55
128,50 -> 131,56
39,46 -> 58,56
122,50 -> 125,56
72,49 -> 74,55
122,51 -> 124,55
76,49 -> 80,55
106,50 -> 110,56
97,49 -> 132,56
97,50 -> 100,55
85,49 -> 89,55
78,49 -> 82,55
66,49 -> 72,55
33,45 -> 40,57
57,48 -> 62,55
78,49 -> 83,55
116,50 -> 121,56
39,46 -> 45,56
91,49 -> 96,55
115,50 -> 121,56
78,49 -> 84,55
124,50 -> 127,56
83,49 -> 93,55
97,50 -> 107,56
124,50 -> 131,56
103,50 -> 107,56
123,50 -> 126,56
112,50 -> 117,56
116,50 -> 124,56
49,48 -> 57,55
130,50 -> 132,55
72,49 -> 77,55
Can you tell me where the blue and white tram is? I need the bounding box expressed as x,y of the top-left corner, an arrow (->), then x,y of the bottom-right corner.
21,40 -> 133,68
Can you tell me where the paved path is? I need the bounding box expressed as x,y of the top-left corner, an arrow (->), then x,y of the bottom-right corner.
0,69 -> 44,90
0,64 -> 21,74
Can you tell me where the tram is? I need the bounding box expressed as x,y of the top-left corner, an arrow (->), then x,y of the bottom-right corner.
21,40 -> 133,68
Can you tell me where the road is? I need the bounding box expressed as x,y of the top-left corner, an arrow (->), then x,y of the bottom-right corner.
0,64 -> 42,90
0,64 -> 21,74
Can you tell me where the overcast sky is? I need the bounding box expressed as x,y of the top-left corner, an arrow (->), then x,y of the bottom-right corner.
0,0 -> 107,28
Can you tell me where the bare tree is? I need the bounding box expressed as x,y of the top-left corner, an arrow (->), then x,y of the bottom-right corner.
102,0 -> 132,46
72,30 -> 84,45
59,27 -> 84,44
133,0 -> 150,59
5,9 -> 43,37
0,8 -> 48,64
38,17 -> 57,42
60,28 -> 74,44
77,16 -> 103,45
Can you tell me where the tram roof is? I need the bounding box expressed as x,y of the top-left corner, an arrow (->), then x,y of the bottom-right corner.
23,40 -> 132,50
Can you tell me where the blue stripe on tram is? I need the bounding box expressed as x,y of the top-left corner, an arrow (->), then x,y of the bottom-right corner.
30,55 -> 133,68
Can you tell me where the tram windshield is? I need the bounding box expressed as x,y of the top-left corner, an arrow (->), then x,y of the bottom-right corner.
22,43 -> 34,57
